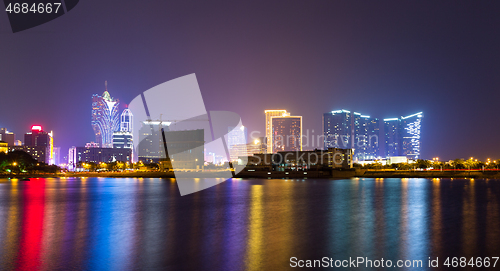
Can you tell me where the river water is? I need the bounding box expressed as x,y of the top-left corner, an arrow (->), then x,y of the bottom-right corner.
0,177 -> 499,270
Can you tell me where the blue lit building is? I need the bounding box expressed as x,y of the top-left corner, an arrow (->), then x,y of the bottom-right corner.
323,110 -> 380,160
383,112 -> 423,159
383,118 -> 401,157
324,110 -> 422,160
401,112 -> 422,159
323,110 -> 352,149
353,113 -> 380,160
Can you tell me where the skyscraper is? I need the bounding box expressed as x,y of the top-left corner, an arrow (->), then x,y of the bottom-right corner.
401,112 -> 422,159
384,112 -> 423,159
113,108 -> 134,161
353,113 -> 379,160
21,125 -> 54,164
323,110 -> 353,149
120,108 -> 133,132
383,118 -> 401,157
265,110 -> 289,153
91,81 -> 120,148
271,115 -> 302,152
137,120 -> 166,160
323,110 -> 380,160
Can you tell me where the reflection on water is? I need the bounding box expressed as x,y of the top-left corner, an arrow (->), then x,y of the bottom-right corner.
0,178 -> 499,270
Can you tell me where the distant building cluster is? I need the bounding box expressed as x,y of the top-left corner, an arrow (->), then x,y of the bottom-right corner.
68,82 -> 135,170
323,110 -> 423,161
0,125 -> 57,165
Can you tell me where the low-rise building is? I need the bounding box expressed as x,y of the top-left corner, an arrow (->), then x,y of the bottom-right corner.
68,147 -> 132,170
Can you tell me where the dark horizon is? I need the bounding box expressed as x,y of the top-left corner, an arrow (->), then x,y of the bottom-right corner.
1,1 -> 500,161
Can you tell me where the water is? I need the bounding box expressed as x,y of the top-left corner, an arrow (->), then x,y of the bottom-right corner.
0,177 -> 499,270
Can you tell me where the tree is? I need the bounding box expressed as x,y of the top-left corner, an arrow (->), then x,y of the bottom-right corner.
416,159 -> 431,169
452,159 -> 465,169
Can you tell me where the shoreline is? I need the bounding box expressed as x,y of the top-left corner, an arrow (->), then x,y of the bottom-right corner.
1,169 -> 500,179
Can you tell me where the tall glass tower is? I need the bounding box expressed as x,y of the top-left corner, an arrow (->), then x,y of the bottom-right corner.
384,112 -> 422,159
265,110 -> 289,153
383,118 -> 401,157
353,113 -> 379,160
120,108 -> 133,132
271,115 -> 302,152
401,112 -> 423,159
323,110 -> 353,149
113,108 -> 134,160
91,81 -> 120,148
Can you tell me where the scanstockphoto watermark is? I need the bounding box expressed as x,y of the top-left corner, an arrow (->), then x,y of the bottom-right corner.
290,257 -> 424,268
246,149 -> 349,167
249,130 -> 379,149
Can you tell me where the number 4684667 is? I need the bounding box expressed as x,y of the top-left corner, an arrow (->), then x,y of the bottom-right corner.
6,3 -> 62,14
443,257 -> 499,268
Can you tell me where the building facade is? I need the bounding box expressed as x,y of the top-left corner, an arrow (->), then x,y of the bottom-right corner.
324,109 -> 421,160
383,118 -> 401,157
137,120 -> 166,160
265,110 -> 289,153
23,125 -> 54,164
120,108 -> 133,132
91,81 -> 120,148
0,128 -> 15,146
353,113 -> 379,160
383,112 -> 423,159
401,112 -> 422,159
68,146 -> 132,170
323,110 -> 380,160
113,131 -> 133,149
323,110 -> 353,149
271,115 -> 302,153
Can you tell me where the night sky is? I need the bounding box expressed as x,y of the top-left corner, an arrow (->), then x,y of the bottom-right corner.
1,1 -> 500,161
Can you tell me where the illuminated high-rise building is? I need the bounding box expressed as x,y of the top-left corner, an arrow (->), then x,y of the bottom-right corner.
353,113 -> 379,160
384,112 -> 423,159
265,110 -> 289,153
120,108 -> 133,132
271,115 -> 302,152
323,110 -> 380,160
113,108 -> 134,161
323,110 -> 353,149
91,81 -> 120,148
324,110 -> 422,160
383,117 -> 401,157
22,125 -> 54,164
401,112 -> 422,159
